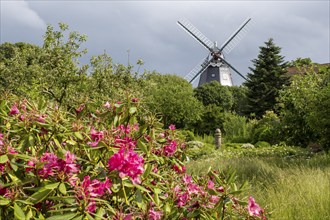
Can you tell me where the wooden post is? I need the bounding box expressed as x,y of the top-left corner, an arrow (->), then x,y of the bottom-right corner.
215,128 -> 221,150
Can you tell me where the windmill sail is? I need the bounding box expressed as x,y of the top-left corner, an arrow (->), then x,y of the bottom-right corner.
178,18 -> 251,87
177,18 -> 214,52
184,56 -> 211,83
219,18 -> 251,54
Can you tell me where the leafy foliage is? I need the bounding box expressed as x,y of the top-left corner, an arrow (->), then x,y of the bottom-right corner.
279,62 -> 330,149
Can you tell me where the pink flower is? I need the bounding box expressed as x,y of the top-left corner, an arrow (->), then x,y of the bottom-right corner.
217,186 -> 224,193
104,101 -> 111,109
75,104 -> 85,114
148,209 -> 162,220
87,141 -> 99,147
164,140 -> 177,156
9,104 -> 20,115
37,151 -> 79,179
90,128 -> 104,141
169,124 -> 176,130
209,195 -> 220,204
114,137 -> 136,149
87,127 -> 104,147
131,98 -> 139,103
19,114 -> 25,121
176,192 -> 190,207
108,148 -> 144,184
173,164 -> 186,173
36,114 -> 47,123
248,196 -> 263,217
183,174 -> 192,185
207,180 -> 215,190
38,152 -> 59,178
76,176 -> 112,213
0,133 -> 4,146
187,182 -> 200,195
173,185 -> 181,194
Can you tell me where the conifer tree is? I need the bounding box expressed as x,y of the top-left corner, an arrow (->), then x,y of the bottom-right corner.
244,38 -> 289,118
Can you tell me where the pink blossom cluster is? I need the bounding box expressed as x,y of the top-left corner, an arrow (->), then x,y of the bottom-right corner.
248,196 -> 264,217
87,127 -> 104,147
0,133 -> 4,146
9,103 -> 49,125
172,174 -> 223,210
27,151 -> 80,180
148,208 -> 162,220
173,164 -> 186,174
76,176 -> 112,213
163,140 -> 177,156
9,104 -> 20,116
108,148 -> 144,184
114,136 -> 136,149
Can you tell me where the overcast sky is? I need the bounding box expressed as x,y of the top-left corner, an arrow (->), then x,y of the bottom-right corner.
1,0 -> 329,85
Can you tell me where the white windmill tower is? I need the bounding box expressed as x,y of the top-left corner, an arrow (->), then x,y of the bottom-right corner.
177,18 -> 251,86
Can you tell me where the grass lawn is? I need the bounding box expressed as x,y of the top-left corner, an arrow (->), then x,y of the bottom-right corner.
186,147 -> 330,219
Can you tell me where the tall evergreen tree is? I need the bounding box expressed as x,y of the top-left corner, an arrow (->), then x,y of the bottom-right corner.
244,38 -> 289,118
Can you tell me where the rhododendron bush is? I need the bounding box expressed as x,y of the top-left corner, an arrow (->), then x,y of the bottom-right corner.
0,94 -> 267,219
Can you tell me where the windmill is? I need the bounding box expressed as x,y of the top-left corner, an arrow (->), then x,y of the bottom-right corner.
177,18 -> 251,86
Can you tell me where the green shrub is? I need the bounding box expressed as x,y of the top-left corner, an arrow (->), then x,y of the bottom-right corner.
252,111 -> 281,144
255,141 -> 271,148
223,112 -> 253,143
0,94 -> 266,219
241,143 -> 255,149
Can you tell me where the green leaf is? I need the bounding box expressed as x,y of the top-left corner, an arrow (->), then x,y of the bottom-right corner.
137,139 -> 148,154
129,107 -> 137,115
66,140 -> 77,146
164,202 -> 171,214
0,155 -> 9,164
46,213 -> 77,220
53,138 -> 62,148
124,182 -> 150,193
143,163 -> 152,178
95,208 -> 105,220
0,197 -> 10,205
28,134 -> 35,146
71,215 -> 84,220
44,182 -> 60,190
59,182 -> 67,195
27,183 -> 60,204
187,210 -> 200,218
74,132 -> 84,140
26,209 -> 33,220
28,188 -> 52,204
14,203 -> 26,220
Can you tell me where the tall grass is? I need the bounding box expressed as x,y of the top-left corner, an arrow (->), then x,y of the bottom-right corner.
187,154 -> 330,219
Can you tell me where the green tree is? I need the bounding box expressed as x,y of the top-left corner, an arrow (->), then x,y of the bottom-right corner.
0,42 -> 43,95
244,38 -> 289,118
194,81 -> 233,111
279,62 -> 330,149
142,72 -> 203,128
39,23 -> 89,106
228,85 -> 248,115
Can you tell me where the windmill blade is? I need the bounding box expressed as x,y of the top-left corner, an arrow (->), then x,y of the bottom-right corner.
177,18 -> 214,52
184,56 -> 212,83
219,18 -> 251,54
218,57 -> 247,80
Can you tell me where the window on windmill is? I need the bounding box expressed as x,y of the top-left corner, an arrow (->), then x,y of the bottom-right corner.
211,73 -> 216,77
